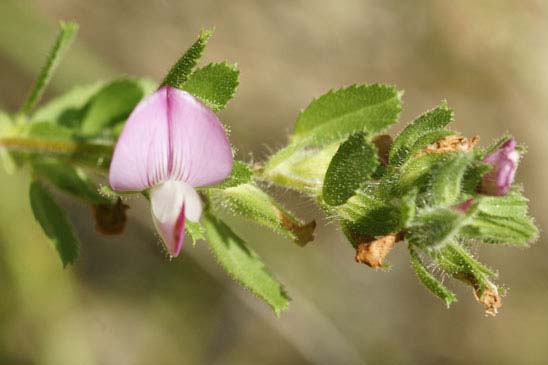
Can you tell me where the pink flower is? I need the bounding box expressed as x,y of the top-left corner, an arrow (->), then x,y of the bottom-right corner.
480,139 -> 519,196
109,86 -> 233,257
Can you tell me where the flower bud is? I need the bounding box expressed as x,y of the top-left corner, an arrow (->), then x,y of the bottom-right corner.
455,198 -> 474,213
480,139 -> 519,196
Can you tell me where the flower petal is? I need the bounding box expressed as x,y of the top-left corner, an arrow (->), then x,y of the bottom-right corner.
481,139 -> 519,196
166,87 -> 233,187
109,87 -> 171,191
150,180 -> 202,257
181,184 -> 203,222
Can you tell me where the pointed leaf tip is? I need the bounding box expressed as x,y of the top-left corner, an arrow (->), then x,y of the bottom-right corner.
161,28 -> 215,89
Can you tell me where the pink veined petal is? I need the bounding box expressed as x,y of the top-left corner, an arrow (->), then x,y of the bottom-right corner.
109,86 -> 233,191
480,139 -> 519,196
150,180 -> 203,257
166,87 -> 233,187
109,88 -> 171,191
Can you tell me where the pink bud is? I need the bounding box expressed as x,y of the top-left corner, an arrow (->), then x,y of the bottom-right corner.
480,139 -> 519,196
455,198 -> 474,213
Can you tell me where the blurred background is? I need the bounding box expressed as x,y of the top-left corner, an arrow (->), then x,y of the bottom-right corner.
1,1 -> 547,364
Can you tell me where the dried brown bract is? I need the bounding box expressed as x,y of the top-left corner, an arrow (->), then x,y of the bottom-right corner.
372,134 -> 393,166
474,287 -> 502,317
92,198 -> 129,235
416,135 -> 480,156
448,268 -> 503,316
276,208 -> 316,247
354,232 -> 404,268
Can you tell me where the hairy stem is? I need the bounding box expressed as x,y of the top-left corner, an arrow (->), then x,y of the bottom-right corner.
18,21 -> 79,117
0,136 -> 112,169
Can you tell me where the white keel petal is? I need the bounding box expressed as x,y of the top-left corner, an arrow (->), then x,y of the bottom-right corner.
150,180 -> 202,257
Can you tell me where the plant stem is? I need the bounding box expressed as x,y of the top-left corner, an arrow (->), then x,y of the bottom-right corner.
0,135 -> 112,169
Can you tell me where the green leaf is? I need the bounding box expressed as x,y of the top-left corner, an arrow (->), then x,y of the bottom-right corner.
203,214 -> 290,315
461,162 -> 491,194
476,190 -> 529,217
80,79 -> 144,135
436,243 -> 496,278
291,84 -> 402,146
29,180 -> 80,266
429,152 -> 472,206
161,28 -> 213,88
207,160 -> 252,189
32,159 -> 109,204
209,183 -> 315,246
461,212 -> 538,246
32,81 -> 106,126
19,21 -> 79,115
322,133 -> 379,206
182,62 -> 239,112
338,188 -> 401,239
21,120 -> 74,139
33,79 -> 156,128
435,243 -> 496,297
383,153 -> 448,198
459,191 -> 538,245
400,189 -> 417,227
409,247 -> 457,308
408,207 -> 467,250
389,103 -> 453,166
